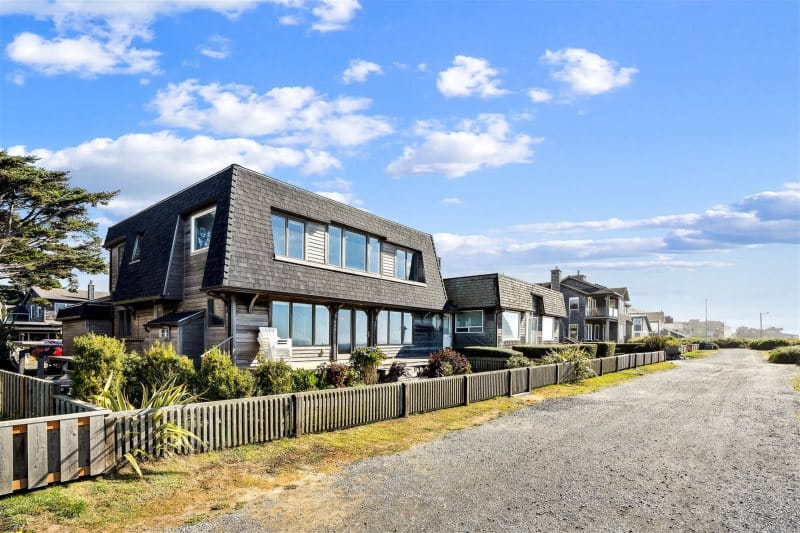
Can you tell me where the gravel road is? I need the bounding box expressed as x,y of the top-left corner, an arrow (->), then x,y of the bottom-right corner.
178,349 -> 799,532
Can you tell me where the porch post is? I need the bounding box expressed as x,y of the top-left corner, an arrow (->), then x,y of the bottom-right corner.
330,304 -> 340,361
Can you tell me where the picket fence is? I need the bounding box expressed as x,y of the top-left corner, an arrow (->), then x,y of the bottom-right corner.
0,351 -> 665,494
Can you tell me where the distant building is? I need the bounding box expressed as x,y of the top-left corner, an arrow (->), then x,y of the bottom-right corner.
734,326 -> 798,339
668,319 -> 726,338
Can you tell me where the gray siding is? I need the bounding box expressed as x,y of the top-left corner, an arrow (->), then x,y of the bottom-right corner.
444,276 -> 499,309
453,308 -> 497,349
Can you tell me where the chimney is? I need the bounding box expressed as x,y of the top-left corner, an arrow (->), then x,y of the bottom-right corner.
550,266 -> 561,292
88,280 -> 95,301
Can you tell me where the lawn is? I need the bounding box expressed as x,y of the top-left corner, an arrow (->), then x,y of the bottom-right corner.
682,349 -> 719,359
0,361 -> 676,531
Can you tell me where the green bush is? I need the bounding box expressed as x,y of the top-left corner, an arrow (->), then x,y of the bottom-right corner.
513,344 -> 598,359
463,346 -> 523,358
194,348 -> 255,400
291,368 -> 318,392
350,346 -> 387,385
637,336 -> 668,351
767,346 -> 800,365
253,359 -> 293,395
749,338 -> 793,351
504,354 -> 535,368
71,334 -> 127,401
586,342 -> 615,358
717,338 -> 750,348
699,342 -> 719,350
380,362 -> 406,383
615,343 -> 645,354
122,342 -> 195,405
427,348 -> 471,377
318,362 -> 361,388
541,345 -> 596,381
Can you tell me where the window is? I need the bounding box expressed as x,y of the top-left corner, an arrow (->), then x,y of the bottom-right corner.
272,301 -> 330,346
337,308 -> 351,354
633,318 -> 642,333
130,234 -> 142,262
117,309 -> 131,338
160,326 -> 170,340
368,236 -> 381,274
502,311 -> 520,340
272,214 -> 305,259
191,207 -> 215,252
395,248 -> 418,281
315,305 -> 330,346
569,324 -> 579,339
114,243 -> 125,271
569,297 -> 579,312
344,230 -> 366,270
377,310 -> 414,345
207,299 -> 224,327
455,311 -> 483,333
584,325 -> 592,340
271,301 -> 290,339
354,310 -> 368,348
327,225 -> 342,266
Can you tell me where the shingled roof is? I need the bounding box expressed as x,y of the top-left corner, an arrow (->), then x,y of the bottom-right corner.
444,274 -> 567,318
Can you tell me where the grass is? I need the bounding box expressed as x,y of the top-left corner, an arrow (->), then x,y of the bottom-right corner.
0,361 -> 676,531
682,349 -> 719,359
792,375 -> 800,393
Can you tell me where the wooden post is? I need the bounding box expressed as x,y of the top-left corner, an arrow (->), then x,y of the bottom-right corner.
528,366 -> 533,392
293,394 -> 304,436
463,375 -> 470,405
507,370 -> 513,397
402,382 -> 410,417
555,363 -> 561,384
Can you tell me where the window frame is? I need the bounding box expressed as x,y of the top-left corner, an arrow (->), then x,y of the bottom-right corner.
327,225 -> 343,266
272,213 -> 306,260
190,206 -> 216,253
584,324 -> 592,340
568,297 -> 579,312
368,236 -> 381,274
343,228 -> 367,271
207,298 -> 225,328
455,310 -> 484,334
271,301 -> 330,347
376,309 -> 414,345
569,323 -> 579,340
501,311 -> 521,341
130,233 -> 143,263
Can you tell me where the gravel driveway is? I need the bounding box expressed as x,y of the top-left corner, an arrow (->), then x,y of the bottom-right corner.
178,349 -> 799,532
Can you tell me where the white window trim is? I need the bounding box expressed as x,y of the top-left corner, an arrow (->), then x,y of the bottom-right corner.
584,324 -> 592,340
568,297 -> 579,312
501,311 -> 521,341
568,323 -> 578,340
129,234 -> 142,264
455,310 -> 484,334
190,206 -> 216,253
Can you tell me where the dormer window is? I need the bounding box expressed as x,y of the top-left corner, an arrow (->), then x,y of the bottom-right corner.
191,206 -> 216,252
130,233 -> 143,263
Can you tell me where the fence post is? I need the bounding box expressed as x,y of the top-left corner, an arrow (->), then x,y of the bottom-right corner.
528,366 -> 533,392
402,382 -> 410,417
507,370 -> 513,397
293,394 -> 304,436
555,364 -> 561,384
463,375 -> 470,406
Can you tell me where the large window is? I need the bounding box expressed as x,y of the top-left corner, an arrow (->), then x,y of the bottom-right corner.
395,248 -> 418,280
207,298 -> 224,327
327,225 -> 342,266
191,207 -> 215,252
377,310 -> 413,345
344,230 -> 366,270
271,301 -> 330,346
272,214 -> 305,259
337,309 -> 351,354
569,297 -> 579,312
502,311 -> 520,340
455,311 -> 483,333
633,317 -> 643,333
368,236 -> 381,274
130,233 -> 142,263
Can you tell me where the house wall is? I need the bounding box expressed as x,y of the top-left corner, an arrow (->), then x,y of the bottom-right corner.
561,286 -> 586,341
453,308 -> 497,349
61,319 -> 113,357
497,309 -> 530,348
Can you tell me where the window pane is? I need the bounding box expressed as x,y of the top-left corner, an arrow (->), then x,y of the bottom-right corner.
389,311 -> 402,344
368,237 -> 381,273
337,309 -> 351,354
455,311 -> 482,332
344,230 -> 366,270
407,252 -> 418,281
193,211 -> 215,251
376,311 -> 388,344
327,226 -> 342,266
287,219 -> 305,259
271,215 -> 286,256
354,310 -> 368,348
502,312 -> 519,339
271,301 -> 290,339
131,235 -> 142,262
315,305 -> 330,346
292,303 -> 313,346
395,249 -> 406,279
402,312 -> 413,345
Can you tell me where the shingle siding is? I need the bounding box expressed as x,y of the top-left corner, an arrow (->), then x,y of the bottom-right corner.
443,275 -> 499,309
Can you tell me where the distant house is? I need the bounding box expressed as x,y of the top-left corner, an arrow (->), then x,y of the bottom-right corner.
628,312 -> 653,338
540,268 -> 632,343
57,298 -> 113,357
443,273 -> 567,349
103,165 -> 448,369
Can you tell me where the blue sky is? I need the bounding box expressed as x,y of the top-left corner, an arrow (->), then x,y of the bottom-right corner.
1,1 -> 798,334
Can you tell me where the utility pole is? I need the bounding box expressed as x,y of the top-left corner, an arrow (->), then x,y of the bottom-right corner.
759,311 -> 770,338
705,298 -> 708,339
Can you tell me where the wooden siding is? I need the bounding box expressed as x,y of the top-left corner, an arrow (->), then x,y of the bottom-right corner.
163,217 -> 185,300
0,371 -> 58,420
305,221 -> 326,264
61,319 -> 112,357
381,242 -> 395,277
453,308 -> 497,349
233,299 -> 269,366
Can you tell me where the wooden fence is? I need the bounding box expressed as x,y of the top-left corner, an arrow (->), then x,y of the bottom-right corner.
54,395 -> 108,415
0,371 -> 58,420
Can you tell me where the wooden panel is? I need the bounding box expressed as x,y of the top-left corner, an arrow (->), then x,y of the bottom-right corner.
381,242 -> 395,276
89,415 -> 107,476
0,426 -> 13,496
60,418 -> 79,481
26,422 -> 48,489
305,222 -> 326,263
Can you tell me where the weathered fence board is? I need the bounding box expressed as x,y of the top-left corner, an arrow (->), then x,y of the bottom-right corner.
601,356 -> 617,374
0,370 -> 58,420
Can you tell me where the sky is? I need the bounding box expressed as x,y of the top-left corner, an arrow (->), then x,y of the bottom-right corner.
1,0 -> 798,334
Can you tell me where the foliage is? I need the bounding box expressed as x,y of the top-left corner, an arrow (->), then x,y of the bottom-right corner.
92,373 -> 199,478
716,338 -> 750,348
0,487 -> 88,530
427,348 -> 471,377
767,346 -> 800,365
614,343 -> 646,354
350,346 -> 387,385
380,361 -> 406,383
541,345 -> 596,381
71,334 -> 127,401
513,344 -> 598,359
193,348 -> 255,401
637,335 -> 668,351
504,354 -> 535,368
253,359 -> 293,395
318,362 -> 362,388
122,342 -> 195,405
586,342 -> 616,358
463,346 -> 523,358
290,368 -> 318,392
749,338 -> 794,351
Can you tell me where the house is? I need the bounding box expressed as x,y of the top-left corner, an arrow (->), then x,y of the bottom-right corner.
6,283 -> 108,342
56,298 -> 113,356
443,273 -> 567,349
103,165 -> 449,370
628,311 -> 653,338
540,268 -> 632,343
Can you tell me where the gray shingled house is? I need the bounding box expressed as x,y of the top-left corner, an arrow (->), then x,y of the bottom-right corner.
443,274 -> 567,349
103,165 -> 449,369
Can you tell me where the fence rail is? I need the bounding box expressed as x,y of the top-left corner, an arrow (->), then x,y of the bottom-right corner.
0,370 -> 58,420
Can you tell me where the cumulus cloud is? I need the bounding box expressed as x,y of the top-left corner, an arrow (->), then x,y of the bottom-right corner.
151,79 -> 393,147
442,197 -> 462,205
437,55 -> 508,98
527,88 -> 552,103
542,48 -> 637,96
311,0 -> 361,32
312,176 -> 363,206
386,114 -> 537,178
199,35 -> 230,60
342,59 -> 382,84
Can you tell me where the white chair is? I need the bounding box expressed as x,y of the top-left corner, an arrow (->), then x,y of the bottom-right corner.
257,327 -> 293,364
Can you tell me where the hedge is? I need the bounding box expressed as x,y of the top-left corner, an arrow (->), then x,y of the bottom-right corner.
463,346 -> 523,358
767,346 -> 800,365
748,338 -> 795,351
614,343 -> 645,354
512,344 -> 598,359
584,342 -> 615,358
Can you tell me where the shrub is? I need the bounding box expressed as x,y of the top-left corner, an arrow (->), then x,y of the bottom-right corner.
350,346 -> 387,385
586,342 -> 615,358
123,342 -> 195,405
380,362 -> 406,383
767,346 -> 800,365
699,342 -> 719,350
637,335 -> 668,351
194,348 -> 255,400
505,354 -> 534,368
71,334 -> 127,401
541,345 -> 596,381
749,338 -> 793,351
318,362 -> 361,388
291,368 -> 318,392
513,344 -> 598,359
253,359 -> 293,395
615,343 -> 645,354
427,348 -> 471,377
463,346 -> 523,358
717,338 -> 750,348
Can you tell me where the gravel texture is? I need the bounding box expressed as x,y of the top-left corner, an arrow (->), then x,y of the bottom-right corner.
176,349 -> 799,532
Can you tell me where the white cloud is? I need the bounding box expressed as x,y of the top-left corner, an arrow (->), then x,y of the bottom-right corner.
386,114 -> 537,178
7,131 -> 339,216
199,35 -> 230,60
417,63 -> 427,72
542,48 -> 638,96
527,88 -> 552,103
442,197 -> 462,205
279,14 -> 301,25
311,0 -> 361,32
506,213 -> 702,234
315,190 -> 363,206
151,79 -> 393,147
342,59 -> 382,84
436,55 -> 508,98
7,70 -> 25,85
